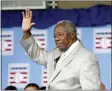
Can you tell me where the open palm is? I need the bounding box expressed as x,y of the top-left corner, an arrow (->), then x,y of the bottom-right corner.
22,9 -> 35,32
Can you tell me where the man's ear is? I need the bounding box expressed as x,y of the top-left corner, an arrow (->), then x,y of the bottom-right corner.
71,32 -> 76,40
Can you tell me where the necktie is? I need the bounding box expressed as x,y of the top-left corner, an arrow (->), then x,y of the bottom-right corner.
56,56 -> 60,64
54,56 -> 60,70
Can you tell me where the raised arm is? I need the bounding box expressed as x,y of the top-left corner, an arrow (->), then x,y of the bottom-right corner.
20,9 -> 49,66
22,9 -> 35,39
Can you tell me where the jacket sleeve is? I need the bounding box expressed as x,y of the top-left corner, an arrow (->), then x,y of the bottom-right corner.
20,36 -> 50,66
80,52 -> 101,90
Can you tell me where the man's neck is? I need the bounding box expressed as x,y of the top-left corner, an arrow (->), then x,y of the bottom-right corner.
61,48 -> 68,52
61,39 -> 77,53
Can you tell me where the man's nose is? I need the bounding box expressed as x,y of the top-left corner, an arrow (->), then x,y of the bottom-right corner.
55,37 -> 60,41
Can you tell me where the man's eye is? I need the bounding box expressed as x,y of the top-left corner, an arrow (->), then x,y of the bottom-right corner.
58,34 -> 62,36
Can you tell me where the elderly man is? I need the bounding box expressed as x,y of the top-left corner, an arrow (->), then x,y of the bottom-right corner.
20,9 -> 101,90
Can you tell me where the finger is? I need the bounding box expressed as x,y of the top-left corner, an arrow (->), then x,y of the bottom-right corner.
25,9 -> 29,18
22,12 -> 25,18
25,9 -> 27,17
27,9 -> 30,18
31,23 -> 35,26
29,10 -> 32,19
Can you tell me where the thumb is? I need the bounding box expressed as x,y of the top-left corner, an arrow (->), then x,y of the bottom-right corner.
31,23 -> 35,26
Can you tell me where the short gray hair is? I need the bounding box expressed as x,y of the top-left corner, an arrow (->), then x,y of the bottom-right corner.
56,20 -> 77,33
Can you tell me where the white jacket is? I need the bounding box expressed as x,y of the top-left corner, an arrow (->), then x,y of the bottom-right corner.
20,36 -> 101,90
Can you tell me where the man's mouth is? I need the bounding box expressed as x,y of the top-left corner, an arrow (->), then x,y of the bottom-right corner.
57,43 -> 62,47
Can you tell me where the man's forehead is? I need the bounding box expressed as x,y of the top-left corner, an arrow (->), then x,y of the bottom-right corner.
54,27 -> 66,34
54,31 -> 63,34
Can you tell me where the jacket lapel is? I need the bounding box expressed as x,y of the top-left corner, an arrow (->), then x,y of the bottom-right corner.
53,47 -> 62,60
48,42 -> 82,85
51,47 -> 62,74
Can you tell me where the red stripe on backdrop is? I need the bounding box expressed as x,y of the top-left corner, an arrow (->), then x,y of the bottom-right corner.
10,82 -> 16,84
39,39 -> 45,41
96,42 -> 100,44
44,77 -> 47,78
96,47 -> 102,49
43,81 -> 47,83
10,72 -> 15,74
5,40 -> 11,42
20,81 -> 27,83
8,44 -> 11,46
10,77 -> 13,79
44,72 -> 47,74
5,49 -> 11,51
41,43 -> 45,45
23,77 -> 28,79
96,38 -> 102,40
108,46 -> 112,48
20,72 -> 27,74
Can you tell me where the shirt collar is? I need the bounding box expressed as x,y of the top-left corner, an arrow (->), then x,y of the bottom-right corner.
63,40 -> 79,56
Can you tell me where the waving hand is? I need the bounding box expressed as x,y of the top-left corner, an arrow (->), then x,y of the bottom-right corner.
22,9 -> 35,32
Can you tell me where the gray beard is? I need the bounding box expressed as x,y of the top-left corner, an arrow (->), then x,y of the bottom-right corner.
60,47 -> 68,52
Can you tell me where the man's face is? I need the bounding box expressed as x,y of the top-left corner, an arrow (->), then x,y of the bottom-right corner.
54,25 -> 70,52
